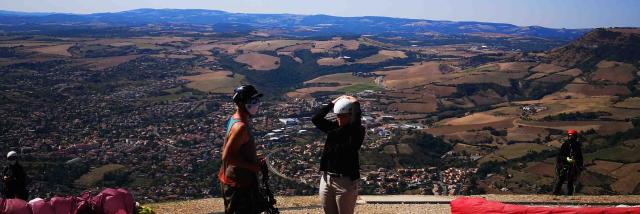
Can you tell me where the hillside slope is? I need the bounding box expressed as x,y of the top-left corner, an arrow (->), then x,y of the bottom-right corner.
548,28 -> 640,68
417,28 -> 640,195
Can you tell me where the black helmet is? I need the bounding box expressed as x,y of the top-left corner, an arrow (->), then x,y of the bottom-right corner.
233,85 -> 263,104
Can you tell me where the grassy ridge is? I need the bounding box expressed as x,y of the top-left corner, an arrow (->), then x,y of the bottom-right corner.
337,83 -> 383,94
74,164 -> 126,188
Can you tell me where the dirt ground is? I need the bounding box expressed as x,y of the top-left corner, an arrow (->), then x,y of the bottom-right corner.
147,195 -> 640,214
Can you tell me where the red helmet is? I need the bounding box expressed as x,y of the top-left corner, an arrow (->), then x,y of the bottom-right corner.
567,129 -> 577,135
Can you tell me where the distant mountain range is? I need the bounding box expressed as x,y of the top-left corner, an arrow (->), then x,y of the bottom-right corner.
0,8 -> 589,40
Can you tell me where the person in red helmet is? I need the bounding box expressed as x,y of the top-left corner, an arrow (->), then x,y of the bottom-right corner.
553,129 -> 583,196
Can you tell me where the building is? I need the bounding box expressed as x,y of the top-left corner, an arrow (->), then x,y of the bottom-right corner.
279,118 -> 300,126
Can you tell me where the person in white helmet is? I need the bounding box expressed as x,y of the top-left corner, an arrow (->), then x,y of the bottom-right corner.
312,95 -> 365,214
3,151 -> 29,200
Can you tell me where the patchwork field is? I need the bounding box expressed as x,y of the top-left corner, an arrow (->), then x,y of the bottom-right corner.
356,50 -> 407,64
31,44 -> 73,56
311,39 -> 360,53
417,44 -> 488,58
287,73 -> 377,98
530,63 -> 566,74
426,118 -> 515,136
87,37 -> 187,47
178,70 -> 246,94
452,143 -> 491,157
561,84 -> 631,97
286,86 -> 347,98
1,22 -> 639,201
587,160 -> 624,175
444,113 -> 509,126
316,57 -> 346,66
496,143 -> 552,159
515,120 -> 632,135
444,70 -> 529,87
476,143 -> 553,165
153,54 -> 197,59
234,53 -> 280,71
591,61 -> 638,84
517,97 -> 639,120
239,40 -> 305,52
497,62 -> 537,72
308,72 -> 376,85
524,162 -> 555,178
611,173 -> 640,194
0,56 -> 65,66
195,43 -> 241,54
0,41 -> 55,47
337,83 -> 383,94
375,62 -> 460,90
608,163 -> 640,194
74,55 -> 142,70
614,97 -> 640,109
584,139 -> 640,163
505,126 -> 549,142
555,68 -> 583,77
389,102 -> 438,113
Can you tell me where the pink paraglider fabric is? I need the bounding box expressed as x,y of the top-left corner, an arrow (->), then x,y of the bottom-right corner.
1,188 -> 135,214
92,188 -> 135,214
451,197 -> 640,214
50,197 -> 74,214
3,198 -> 32,214
28,198 -> 54,214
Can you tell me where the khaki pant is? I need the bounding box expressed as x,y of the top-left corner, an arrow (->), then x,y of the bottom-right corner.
319,172 -> 358,214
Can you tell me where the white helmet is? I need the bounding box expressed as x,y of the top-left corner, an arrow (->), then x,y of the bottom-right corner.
333,97 -> 355,114
7,151 -> 17,159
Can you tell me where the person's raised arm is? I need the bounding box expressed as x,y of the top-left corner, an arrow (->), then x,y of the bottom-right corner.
222,123 -> 259,172
312,102 -> 334,133
350,101 -> 362,128
326,99 -> 364,151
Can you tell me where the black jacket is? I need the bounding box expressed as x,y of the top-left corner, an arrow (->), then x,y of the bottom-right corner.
312,102 -> 365,180
556,139 -> 583,172
3,162 -> 29,200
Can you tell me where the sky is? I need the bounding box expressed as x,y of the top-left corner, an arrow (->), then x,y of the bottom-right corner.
1,0 -> 639,29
